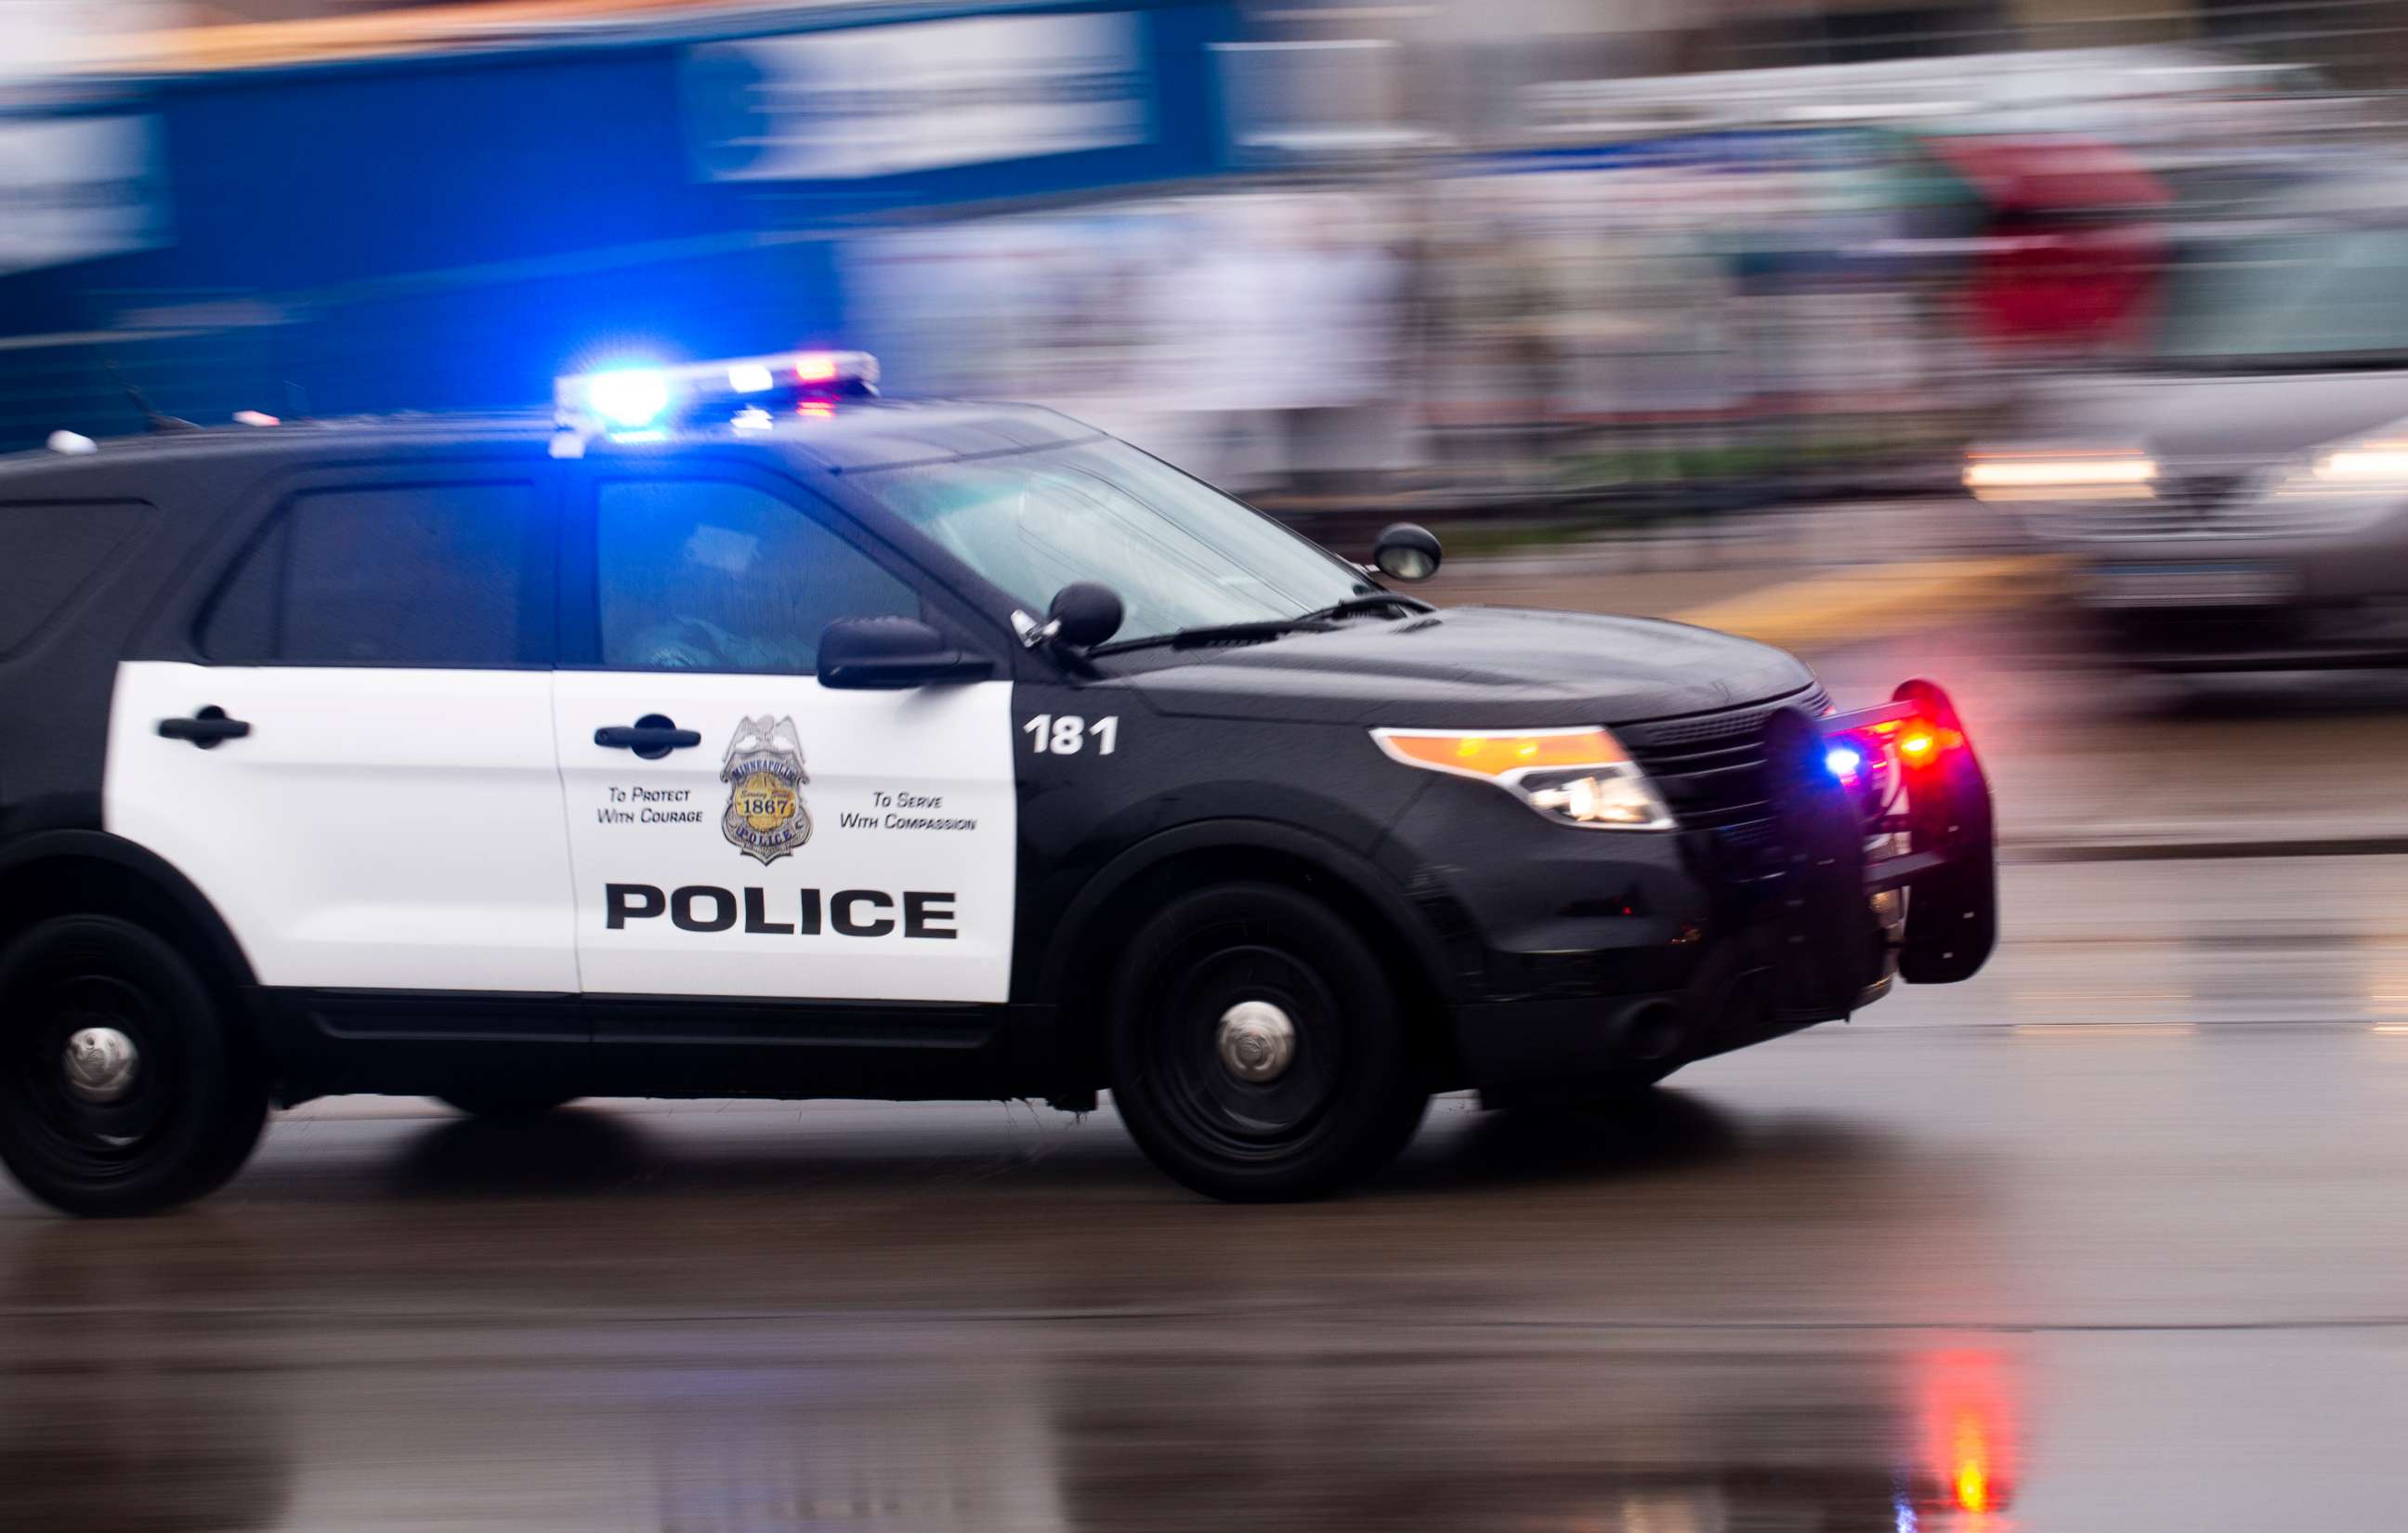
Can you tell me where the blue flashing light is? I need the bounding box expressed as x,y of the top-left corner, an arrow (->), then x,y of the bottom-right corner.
556,351 -> 881,439
1826,744 -> 1864,780
588,369 -> 671,430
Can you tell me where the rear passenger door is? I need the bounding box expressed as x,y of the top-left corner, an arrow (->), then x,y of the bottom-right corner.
105,465 -> 577,995
550,467 -> 1018,1006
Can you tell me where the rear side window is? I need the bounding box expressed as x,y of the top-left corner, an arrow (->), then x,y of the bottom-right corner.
594,480 -> 918,674
200,484 -> 552,666
0,502 -> 155,659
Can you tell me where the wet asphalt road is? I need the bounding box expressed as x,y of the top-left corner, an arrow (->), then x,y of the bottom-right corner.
7,855 -> 2408,1530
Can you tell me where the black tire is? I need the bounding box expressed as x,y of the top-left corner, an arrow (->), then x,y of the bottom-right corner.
436,1087 -> 581,1121
1106,883 -> 1428,1202
0,916 -> 268,1216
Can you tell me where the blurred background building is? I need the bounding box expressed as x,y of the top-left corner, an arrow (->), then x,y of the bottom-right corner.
5,0 -> 2404,508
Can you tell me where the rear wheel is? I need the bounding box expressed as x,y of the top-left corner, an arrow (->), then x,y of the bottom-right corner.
0,916 -> 268,1216
1107,883 -> 1427,1202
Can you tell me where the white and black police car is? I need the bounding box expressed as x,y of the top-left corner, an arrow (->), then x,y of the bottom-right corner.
0,352 -> 1995,1213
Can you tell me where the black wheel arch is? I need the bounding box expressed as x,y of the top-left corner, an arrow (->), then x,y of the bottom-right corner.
1027,819 -> 1469,1098
0,829 -> 261,1008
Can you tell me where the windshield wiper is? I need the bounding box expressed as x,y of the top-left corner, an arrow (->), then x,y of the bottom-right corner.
1092,592 -> 1433,656
1092,618 -> 1312,655
1298,592 -> 1434,622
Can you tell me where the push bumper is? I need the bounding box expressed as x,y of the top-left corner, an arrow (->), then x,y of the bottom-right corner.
1448,680 -> 1996,1102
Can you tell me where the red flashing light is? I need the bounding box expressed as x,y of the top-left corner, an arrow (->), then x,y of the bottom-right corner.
1914,1347 -> 2018,1521
1955,1456 -> 1990,1513
1871,717 -> 1962,764
796,400 -> 835,419
795,355 -> 838,385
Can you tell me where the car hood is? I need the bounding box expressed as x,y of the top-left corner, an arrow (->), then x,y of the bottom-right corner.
1999,369 -> 2408,464
1119,606 -> 1817,727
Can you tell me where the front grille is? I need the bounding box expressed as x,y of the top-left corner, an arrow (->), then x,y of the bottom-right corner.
2055,465 -> 2375,540
2156,473 -> 2252,518
1617,685 -> 1827,831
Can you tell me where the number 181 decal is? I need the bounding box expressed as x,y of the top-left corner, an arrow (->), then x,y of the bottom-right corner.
1023,714 -> 1119,755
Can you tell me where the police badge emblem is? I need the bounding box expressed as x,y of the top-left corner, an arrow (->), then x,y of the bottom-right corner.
720,715 -> 811,864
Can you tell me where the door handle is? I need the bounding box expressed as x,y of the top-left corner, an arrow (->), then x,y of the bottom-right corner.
595,715 -> 701,760
158,706 -> 250,749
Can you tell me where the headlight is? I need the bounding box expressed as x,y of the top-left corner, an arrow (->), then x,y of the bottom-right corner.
1963,452 -> 2156,503
2272,435 -> 2408,497
1371,727 -> 1675,831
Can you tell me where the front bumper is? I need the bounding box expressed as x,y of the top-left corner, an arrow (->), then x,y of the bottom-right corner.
2061,510 -> 2408,669
1421,682 -> 1996,1101
2087,601 -> 2408,672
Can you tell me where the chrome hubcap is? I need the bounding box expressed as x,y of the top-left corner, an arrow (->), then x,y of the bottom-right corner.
62,1027 -> 139,1104
1215,1001 -> 1296,1083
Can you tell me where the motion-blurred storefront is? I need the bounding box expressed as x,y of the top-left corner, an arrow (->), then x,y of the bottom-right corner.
3,0 -> 2402,500
0,0 -> 1251,446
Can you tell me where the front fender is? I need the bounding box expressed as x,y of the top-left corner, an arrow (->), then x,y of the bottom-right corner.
1021,815 -> 1467,1010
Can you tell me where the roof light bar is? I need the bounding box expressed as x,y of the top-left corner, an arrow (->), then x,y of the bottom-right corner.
554,351 -> 879,438
586,370 -> 672,431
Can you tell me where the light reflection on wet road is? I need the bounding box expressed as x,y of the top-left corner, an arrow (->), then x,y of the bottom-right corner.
8,859 -> 2408,1531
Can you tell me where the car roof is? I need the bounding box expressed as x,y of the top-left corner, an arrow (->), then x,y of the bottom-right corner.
0,399 -> 1104,484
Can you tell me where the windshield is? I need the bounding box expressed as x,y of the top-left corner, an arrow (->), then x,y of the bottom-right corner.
853,439 -> 1375,645
2156,226 -> 2408,365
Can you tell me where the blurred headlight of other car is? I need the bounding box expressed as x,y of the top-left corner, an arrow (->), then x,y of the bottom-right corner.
1964,450 -> 2157,503
2274,431 -> 2408,498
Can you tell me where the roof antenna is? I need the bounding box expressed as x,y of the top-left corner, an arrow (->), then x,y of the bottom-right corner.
106,360 -> 197,433
283,379 -> 310,422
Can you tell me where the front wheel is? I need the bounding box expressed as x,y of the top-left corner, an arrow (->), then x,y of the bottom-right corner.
1107,883 -> 1427,1202
0,916 -> 268,1216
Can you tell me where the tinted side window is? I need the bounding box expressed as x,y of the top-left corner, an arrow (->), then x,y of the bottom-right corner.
0,502 -> 155,658
595,481 -> 918,674
201,484 -> 550,666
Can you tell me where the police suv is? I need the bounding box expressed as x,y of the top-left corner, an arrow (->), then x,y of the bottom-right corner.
0,353 -> 1996,1214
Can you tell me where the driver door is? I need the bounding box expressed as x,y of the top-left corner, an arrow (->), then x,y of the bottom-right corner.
550,467 -> 1017,1007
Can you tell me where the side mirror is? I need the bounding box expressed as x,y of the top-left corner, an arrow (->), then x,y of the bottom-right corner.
1372,523 -> 1442,583
1044,581 -> 1124,650
819,616 -> 996,689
